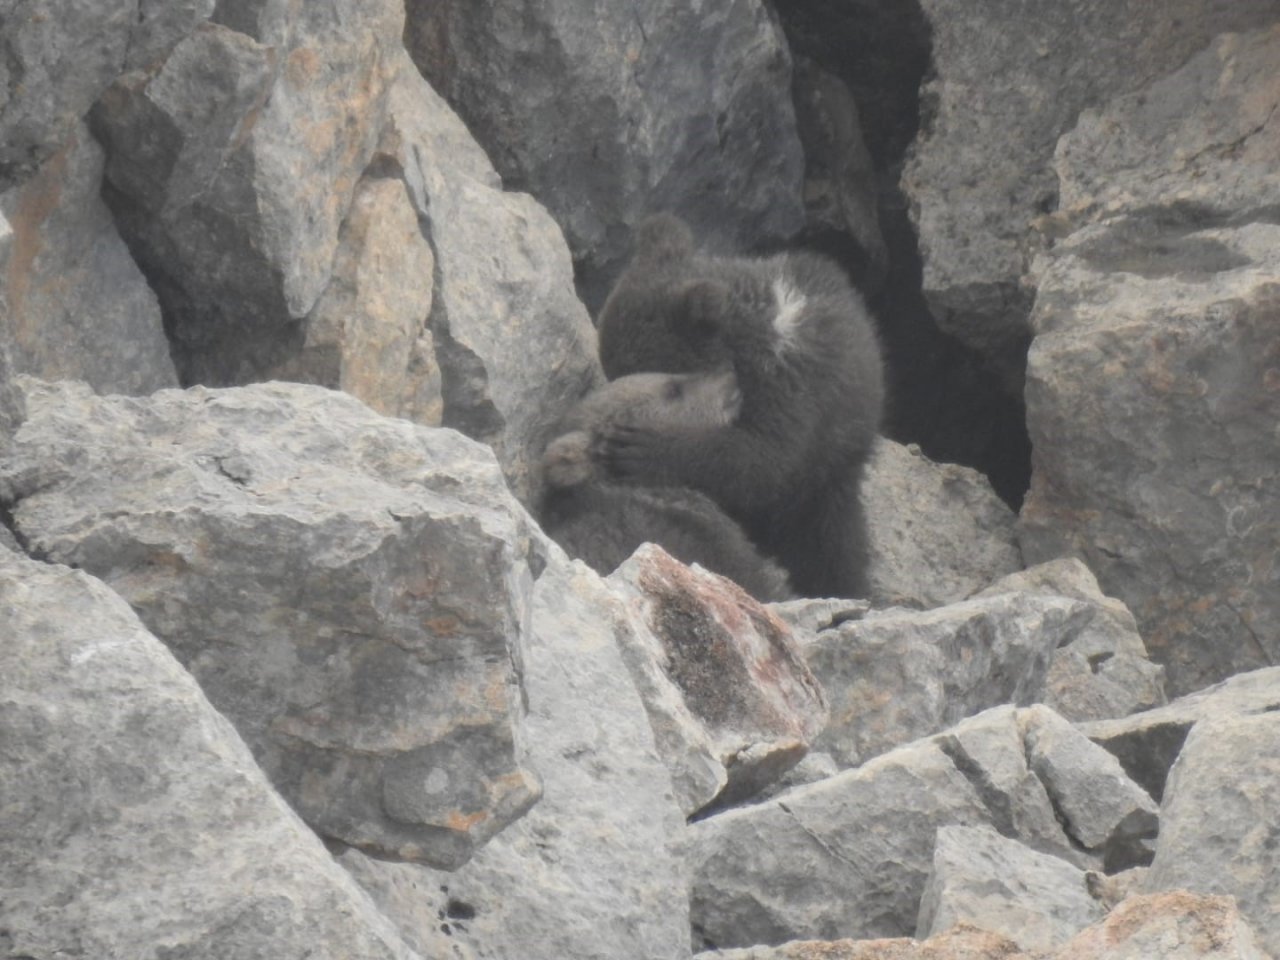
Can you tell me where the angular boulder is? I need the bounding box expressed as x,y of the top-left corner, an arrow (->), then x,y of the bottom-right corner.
1057,892 -> 1271,960
0,379 -> 540,868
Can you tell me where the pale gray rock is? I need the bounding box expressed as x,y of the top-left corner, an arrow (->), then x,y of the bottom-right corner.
374,51 -> 602,504
690,738 -> 993,948
1022,705 -> 1158,871
405,0 -> 807,311
1057,892 -> 1272,960
609,544 -> 829,816
770,597 -> 872,635
1020,27 -> 1280,697
1082,666 -> 1280,802
862,439 -> 1021,609
934,707 -> 1093,870
339,559 -> 691,960
915,824 -> 1104,951
0,550 -> 420,959
91,2 -> 404,386
0,0 -> 212,188
1145,711 -> 1280,955
976,559 -> 1166,722
801,592 -> 1079,768
0,122 -> 176,394
0,378 -> 540,868
693,927 -> 1034,960
901,0 -> 1280,383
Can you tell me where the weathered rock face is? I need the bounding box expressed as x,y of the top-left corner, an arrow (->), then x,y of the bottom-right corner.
902,0 -> 1280,386
339,559 -> 691,960
0,0 -> 214,189
405,0 -> 807,311
1082,665 -> 1280,803
976,560 -> 1166,723
1019,26 -> 1280,697
801,593 -> 1076,768
610,544 -> 829,816
0,379 -> 540,868
695,927 -> 1034,960
0,122 -> 177,394
862,439 -> 1021,609
1057,892 -> 1271,960
0,550 -> 421,959
1145,710 -> 1280,955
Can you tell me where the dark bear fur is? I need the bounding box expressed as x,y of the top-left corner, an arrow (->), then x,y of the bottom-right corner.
538,371 -> 793,603
594,213 -> 885,599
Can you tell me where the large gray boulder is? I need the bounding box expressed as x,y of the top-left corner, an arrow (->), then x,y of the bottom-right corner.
801,593 -> 1077,768
0,549 -> 421,959
339,559 -> 691,960
0,378 -> 540,868
1020,27 -> 1280,697
405,0 -> 807,310
862,439 -> 1021,609
1145,711 -> 1280,955
1057,892 -> 1271,960
901,1 -> 1280,385
0,122 -> 177,394
0,0 -> 213,189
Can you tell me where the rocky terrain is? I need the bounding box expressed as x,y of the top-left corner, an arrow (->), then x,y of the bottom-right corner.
2,2 -> 1278,958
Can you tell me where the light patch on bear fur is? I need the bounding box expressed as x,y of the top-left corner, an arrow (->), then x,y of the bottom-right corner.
771,277 -> 808,354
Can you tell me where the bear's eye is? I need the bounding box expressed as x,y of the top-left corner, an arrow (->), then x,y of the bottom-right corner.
664,380 -> 685,402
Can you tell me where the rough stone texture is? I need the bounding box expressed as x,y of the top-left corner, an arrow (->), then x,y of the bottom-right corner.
0,550 -> 421,959
405,0 -> 807,312
338,559 -> 691,960
374,51 -> 602,504
0,378 -> 539,868
1022,705 -> 1158,871
1056,892 -> 1271,960
915,825 -> 1104,951
0,122 -> 177,394
90,3 -> 404,386
690,738 -> 993,948
933,707 -> 1094,870
1020,27 -> 1280,698
801,592 -> 1079,768
862,439 -> 1021,609
976,559 -> 1166,722
901,1 -> 1280,385
696,926 -> 1033,960
1145,711 -> 1280,955
267,175 -> 440,423
609,544 -> 829,816
1082,666 -> 1280,802
0,0 -> 213,189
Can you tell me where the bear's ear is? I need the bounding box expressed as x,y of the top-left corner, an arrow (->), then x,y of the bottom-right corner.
674,278 -> 731,345
633,213 -> 695,264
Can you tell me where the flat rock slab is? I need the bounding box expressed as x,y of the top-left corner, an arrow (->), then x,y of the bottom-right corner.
0,550 -> 420,959
0,378 -> 540,868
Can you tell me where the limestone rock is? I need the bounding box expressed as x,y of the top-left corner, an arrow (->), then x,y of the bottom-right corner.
0,550 -> 421,959
0,0 -> 212,188
0,378 -> 539,868
609,544 -> 829,816
976,559 -> 1166,722
690,738 -> 993,948
862,439 -> 1021,609
374,51 -> 601,504
0,123 -> 177,393
915,825 -> 1104,951
1057,892 -> 1271,960
1020,27 -> 1280,697
405,0 -> 806,311
1022,705 -> 1158,871
1145,711 -> 1280,955
338,560 -> 691,960
695,926 -> 1033,960
91,3 -> 404,385
801,593 -> 1076,768
901,0 -> 1279,384
1082,666 -> 1280,802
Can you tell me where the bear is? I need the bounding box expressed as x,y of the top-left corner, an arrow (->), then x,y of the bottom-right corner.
593,213 -> 885,599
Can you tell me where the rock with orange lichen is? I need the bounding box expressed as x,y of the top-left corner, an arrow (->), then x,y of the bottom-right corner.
1056,892 -> 1270,960
608,543 -> 829,816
